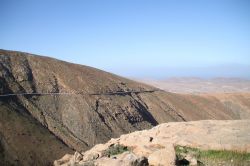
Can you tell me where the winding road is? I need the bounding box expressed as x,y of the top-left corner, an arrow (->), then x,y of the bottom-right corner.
0,89 -> 161,97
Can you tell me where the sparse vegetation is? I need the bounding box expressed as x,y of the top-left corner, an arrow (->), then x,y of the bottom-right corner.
104,144 -> 129,157
175,145 -> 250,166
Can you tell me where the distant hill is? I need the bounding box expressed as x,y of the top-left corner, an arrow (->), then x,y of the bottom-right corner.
1,49 -> 250,165
137,77 -> 250,94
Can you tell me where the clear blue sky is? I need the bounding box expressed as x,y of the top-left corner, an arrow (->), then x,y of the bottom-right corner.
1,0 -> 250,78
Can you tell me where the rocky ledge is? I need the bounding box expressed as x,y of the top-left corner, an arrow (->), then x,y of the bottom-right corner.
54,120 -> 250,166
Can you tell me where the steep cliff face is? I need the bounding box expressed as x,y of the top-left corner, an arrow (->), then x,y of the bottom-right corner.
0,49 -> 249,165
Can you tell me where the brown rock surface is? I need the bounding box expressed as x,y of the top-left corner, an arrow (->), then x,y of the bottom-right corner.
55,120 -> 250,166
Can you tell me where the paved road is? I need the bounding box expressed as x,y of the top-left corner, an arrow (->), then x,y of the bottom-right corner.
0,89 -> 161,97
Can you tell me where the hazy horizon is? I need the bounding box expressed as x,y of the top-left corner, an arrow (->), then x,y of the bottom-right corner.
1,0 -> 250,79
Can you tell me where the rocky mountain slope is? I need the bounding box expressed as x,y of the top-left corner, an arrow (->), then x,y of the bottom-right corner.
1,49 -> 250,165
54,120 -> 250,166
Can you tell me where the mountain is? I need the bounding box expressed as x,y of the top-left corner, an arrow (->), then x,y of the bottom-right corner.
0,49 -> 250,165
54,120 -> 250,166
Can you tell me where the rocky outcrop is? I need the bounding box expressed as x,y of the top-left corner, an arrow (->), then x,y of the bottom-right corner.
54,120 -> 250,166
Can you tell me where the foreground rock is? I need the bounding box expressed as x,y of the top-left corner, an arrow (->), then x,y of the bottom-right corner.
55,120 -> 250,166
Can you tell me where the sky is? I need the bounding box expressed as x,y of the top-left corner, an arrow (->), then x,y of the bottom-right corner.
1,0 -> 250,79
